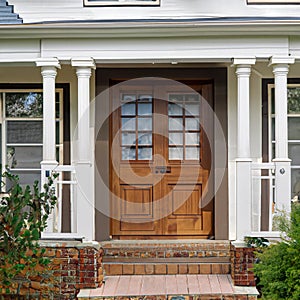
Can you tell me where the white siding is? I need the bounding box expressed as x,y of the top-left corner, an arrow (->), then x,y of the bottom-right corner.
8,0 -> 300,23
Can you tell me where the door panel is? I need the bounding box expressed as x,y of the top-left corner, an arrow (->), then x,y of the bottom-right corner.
110,81 -> 214,239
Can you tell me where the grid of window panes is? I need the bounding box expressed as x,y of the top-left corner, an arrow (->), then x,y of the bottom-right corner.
121,93 -> 153,160
168,93 -> 201,161
1,90 -> 63,187
270,86 -> 300,199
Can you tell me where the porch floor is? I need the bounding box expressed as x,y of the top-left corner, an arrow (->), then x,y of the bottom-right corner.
77,274 -> 259,299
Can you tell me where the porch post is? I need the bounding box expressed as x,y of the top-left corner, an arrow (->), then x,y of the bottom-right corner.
269,57 -> 295,216
233,58 -> 256,242
71,58 -> 96,241
36,58 -> 61,232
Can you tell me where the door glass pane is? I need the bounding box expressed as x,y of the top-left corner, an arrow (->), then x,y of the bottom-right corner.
6,92 -> 43,118
186,147 -> 200,160
138,147 -> 152,160
7,146 -> 42,169
122,133 -> 136,146
122,118 -> 136,131
138,118 -> 152,131
122,147 -> 136,160
185,132 -> 199,145
289,143 -> 300,165
288,117 -> 300,140
271,118 -> 275,141
7,121 -> 43,144
185,104 -> 199,116
122,94 -> 136,102
186,118 -> 199,130
137,133 -> 152,146
169,147 -> 183,160
168,103 -> 183,116
121,103 -> 136,116
169,118 -> 183,131
288,88 -> 300,114
169,132 -> 183,145
138,103 -> 152,116
138,95 -> 152,102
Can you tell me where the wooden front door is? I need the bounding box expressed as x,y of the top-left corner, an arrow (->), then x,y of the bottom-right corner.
110,81 -> 214,239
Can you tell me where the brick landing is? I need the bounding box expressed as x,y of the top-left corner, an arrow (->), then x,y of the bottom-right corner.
77,274 -> 259,300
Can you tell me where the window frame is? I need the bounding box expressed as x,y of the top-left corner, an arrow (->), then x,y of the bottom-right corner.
248,0 -> 300,4
84,0 -> 160,6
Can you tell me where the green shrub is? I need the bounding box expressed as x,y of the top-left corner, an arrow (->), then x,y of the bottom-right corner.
254,203 -> 300,300
0,171 -> 58,295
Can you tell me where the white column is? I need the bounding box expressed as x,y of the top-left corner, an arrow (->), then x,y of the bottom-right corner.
269,57 -> 295,215
232,58 -> 256,243
36,58 -> 61,232
71,58 -> 95,241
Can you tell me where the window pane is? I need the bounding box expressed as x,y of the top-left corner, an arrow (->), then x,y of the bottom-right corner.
6,170 -> 41,191
288,117 -> 300,140
186,118 -> 199,130
138,147 -> 152,160
288,88 -> 300,114
7,121 -> 43,144
289,143 -> 300,166
122,118 -> 136,131
169,94 -> 184,103
138,95 -> 152,102
121,103 -> 136,116
169,132 -> 183,145
169,147 -> 183,160
168,103 -> 183,116
7,146 -> 42,169
122,147 -> 136,160
292,168 -> 300,199
6,92 -> 43,118
186,147 -> 200,160
137,133 -> 152,146
169,118 -> 183,131
186,94 -> 199,102
138,118 -> 152,131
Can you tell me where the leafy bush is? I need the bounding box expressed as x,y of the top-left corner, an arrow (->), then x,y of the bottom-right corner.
0,171 -> 58,295
254,203 -> 300,300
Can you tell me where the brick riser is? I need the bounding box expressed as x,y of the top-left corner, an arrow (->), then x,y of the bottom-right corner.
104,262 -> 230,275
101,240 -> 231,276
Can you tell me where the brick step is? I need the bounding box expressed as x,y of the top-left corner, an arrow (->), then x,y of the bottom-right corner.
77,274 -> 259,300
101,240 -> 231,260
103,262 -> 230,276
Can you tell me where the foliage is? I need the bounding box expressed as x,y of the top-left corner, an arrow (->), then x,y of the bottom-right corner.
244,236 -> 269,248
0,171 -> 58,294
254,203 -> 300,300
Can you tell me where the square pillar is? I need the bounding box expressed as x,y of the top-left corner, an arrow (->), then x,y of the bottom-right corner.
36,58 -> 61,233
232,58 -> 256,242
71,57 -> 96,241
269,56 -> 295,216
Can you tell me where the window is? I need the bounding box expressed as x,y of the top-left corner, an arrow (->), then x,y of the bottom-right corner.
248,0 -> 300,4
269,84 -> 300,200
0,89 -> 64,188
84,0 -> 160,6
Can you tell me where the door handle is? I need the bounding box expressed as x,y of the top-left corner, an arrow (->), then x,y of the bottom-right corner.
154,166 -> 171,174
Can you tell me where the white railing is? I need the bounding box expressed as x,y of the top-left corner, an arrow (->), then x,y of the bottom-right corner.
250,162 -> 279,237
41,165 -> 82,240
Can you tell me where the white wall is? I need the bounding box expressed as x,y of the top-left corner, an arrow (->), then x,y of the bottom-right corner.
8,0 -> 300,23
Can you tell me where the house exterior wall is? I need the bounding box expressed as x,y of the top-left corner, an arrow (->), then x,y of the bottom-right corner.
7,0 -> 300,23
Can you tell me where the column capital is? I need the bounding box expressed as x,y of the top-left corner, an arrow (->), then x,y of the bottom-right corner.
232,57 -> 256,66
71,57 -> 96,69
36,58 -> 61,69
269,56 -> 295,67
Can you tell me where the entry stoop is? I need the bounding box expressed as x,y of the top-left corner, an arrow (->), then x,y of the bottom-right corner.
101,240 -> 231,276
